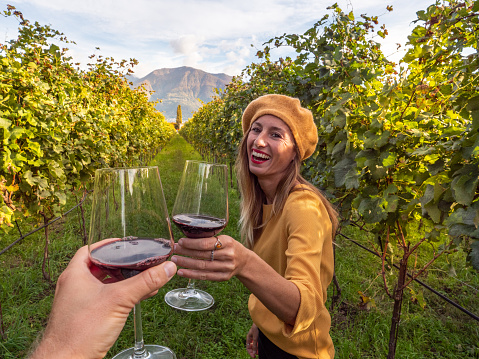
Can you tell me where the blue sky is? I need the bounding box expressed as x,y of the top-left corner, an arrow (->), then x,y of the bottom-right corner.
1,0 -> 437,78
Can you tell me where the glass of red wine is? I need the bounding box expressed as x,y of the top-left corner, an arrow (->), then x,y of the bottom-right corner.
164,160 -> 228,311
88,166 -> 176,359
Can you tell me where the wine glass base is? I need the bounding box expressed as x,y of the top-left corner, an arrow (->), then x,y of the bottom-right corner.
164,288 -> 214,311
112,344 -> 176,359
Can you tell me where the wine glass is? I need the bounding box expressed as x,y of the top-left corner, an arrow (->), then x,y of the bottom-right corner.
164,160 -> 228,311
88,166 -> 176,359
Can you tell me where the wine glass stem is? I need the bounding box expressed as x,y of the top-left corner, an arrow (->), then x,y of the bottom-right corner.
186,278 -> 196,292
133,302 -> 147,359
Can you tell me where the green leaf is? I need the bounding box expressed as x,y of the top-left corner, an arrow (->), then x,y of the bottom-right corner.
451,174 -> 479,206
416,10 -> 427,20
333,156 -> 356,187
370,118 -> 383,131
421,185 -> 434,205
408,287 -> 426,309
385,194 -> 399,213
332,140 -> 346,157
363,130 -> 390,149
370,165 -> 387,180
424,202 -> 441,223
380,151 -> 396,167
356,149 -> 377,165
23,170 -> 35,186
351,76 -> 362,85
466,95 -> 479,112
470,240 -> 479,270
344,169 -> 360,189
414,171 -> 430,186
49,162 -> 65,179
358,196 -> 388,223
333,110 -> 346,128
427,159 -> 444,175
55,191 -> 67,205
445,207 -> 479,227
412,146 -> 435,156
384,184 -> 398,196
9,127 -> 25,140
27,140 -> 43,157
0,117 -> 12,129
433,182 -> 445,202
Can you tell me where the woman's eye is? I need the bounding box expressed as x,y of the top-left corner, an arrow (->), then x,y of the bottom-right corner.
251,127 -> 261,133
272,132 -> 282,138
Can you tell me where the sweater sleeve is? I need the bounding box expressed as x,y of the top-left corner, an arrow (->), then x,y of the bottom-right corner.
281,189 -> 334,337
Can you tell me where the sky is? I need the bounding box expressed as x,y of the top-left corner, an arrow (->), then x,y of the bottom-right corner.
1,0 -> 438,79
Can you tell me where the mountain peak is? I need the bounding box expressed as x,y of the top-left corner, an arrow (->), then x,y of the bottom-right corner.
130,67 -> 233,120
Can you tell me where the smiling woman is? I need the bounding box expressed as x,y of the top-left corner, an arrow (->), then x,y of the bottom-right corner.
172,94 -> 339,359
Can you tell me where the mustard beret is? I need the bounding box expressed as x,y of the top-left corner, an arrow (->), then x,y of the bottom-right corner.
241,94 -> 318,160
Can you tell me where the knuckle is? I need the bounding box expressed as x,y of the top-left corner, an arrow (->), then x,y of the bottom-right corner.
142,269 -> 162,292
200,238 -> 210,248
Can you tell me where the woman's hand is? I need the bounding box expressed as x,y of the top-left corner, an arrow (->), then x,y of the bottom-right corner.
171,234 -> 250,281
29,245 -> 177,359
246,323 -> 259,358
173,234 -> 300,326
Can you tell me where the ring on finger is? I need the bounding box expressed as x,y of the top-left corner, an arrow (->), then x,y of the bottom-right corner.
210,250 -> 215,261
214,236 -> 223,250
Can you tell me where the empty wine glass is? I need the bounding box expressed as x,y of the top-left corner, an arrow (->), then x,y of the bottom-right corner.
88,166 -> 176,359
164,160 -> 228,311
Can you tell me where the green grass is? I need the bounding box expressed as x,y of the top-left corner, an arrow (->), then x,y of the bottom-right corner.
331,226 -> 479,359
1,134 -> 478,358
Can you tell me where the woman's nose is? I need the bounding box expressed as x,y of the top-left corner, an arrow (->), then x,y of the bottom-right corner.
254,133 -> 266,147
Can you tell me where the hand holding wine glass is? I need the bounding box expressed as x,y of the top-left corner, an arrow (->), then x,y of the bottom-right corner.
164,160 -> 228,311
28,245 -> 176,359
88,166 -> 176,359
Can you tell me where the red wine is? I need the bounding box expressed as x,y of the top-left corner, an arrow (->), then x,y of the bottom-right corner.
172,213 -> 226,238
90,237 -> 172,280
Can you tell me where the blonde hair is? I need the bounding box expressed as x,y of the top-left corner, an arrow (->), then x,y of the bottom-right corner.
235,130 -> 339,249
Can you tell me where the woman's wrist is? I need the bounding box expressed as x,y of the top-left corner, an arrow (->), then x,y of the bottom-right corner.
235,248 -> 260,284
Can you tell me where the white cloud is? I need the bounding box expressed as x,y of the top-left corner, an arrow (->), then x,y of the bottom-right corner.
171,35 -> 202,55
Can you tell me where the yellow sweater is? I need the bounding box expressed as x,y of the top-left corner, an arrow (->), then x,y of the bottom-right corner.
248,185 -> 335,359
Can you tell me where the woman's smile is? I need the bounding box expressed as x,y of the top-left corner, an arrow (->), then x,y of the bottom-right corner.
251,149 -> 271,164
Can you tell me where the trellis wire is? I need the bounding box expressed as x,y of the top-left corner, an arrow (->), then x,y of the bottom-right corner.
337,232 -> 479,322
0,190 -> 91,256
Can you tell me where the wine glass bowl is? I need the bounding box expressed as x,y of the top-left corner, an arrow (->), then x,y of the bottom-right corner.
171,214 -> 226,238
88,166 -> 176,359
165,160 -> 228,311
89,236 -> 173,280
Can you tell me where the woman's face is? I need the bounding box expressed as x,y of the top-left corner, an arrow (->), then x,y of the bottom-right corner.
246,115 -> 297,186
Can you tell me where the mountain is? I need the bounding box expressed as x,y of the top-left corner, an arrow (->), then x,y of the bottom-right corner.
130,66 -> 233,120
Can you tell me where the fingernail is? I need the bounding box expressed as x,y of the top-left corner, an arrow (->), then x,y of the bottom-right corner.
163,261 -> 177,278
171,255 -> 177,263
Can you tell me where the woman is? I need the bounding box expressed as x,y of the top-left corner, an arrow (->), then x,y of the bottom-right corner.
172,94 -> 338,359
